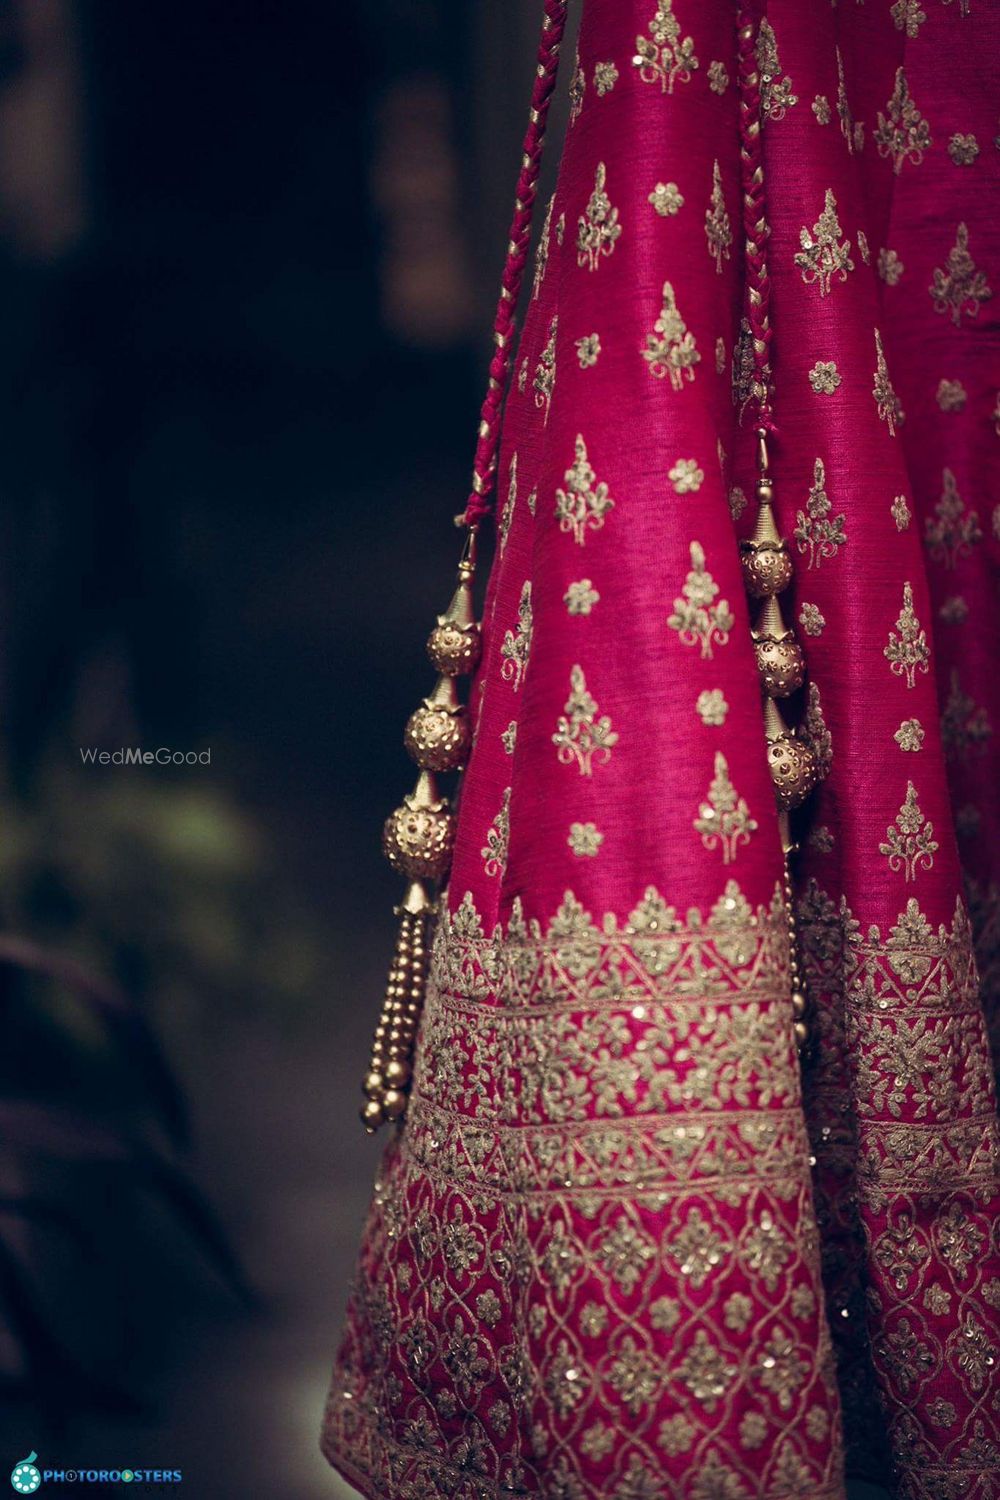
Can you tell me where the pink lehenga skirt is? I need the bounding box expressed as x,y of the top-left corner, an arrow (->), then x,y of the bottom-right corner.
322,1 -> 1000,1496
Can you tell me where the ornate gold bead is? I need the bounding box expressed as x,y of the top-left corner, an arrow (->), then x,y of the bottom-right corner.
740,540 -> 794,599
382,772 -> 455,882
753,634 -> 806,697
403,700 -> 471,771
427,619 -> 481,676
767,734 -> 819,811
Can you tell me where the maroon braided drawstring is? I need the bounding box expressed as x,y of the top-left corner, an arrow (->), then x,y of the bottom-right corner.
736,3 -> 776,434
462,0 -> 569,528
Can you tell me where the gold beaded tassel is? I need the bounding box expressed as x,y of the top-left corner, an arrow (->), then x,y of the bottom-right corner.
740,430 -> 819,1053
360,534 -> 481,1134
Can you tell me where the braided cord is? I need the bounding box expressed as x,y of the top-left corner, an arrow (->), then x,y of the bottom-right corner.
463,0 -> 569,527
737,3 -> 776,434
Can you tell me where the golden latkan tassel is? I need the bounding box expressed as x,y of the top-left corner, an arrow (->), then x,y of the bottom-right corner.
360,533 -> 480,1133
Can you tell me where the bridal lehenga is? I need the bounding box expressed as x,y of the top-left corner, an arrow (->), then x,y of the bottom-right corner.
322,2 -> 1000,1496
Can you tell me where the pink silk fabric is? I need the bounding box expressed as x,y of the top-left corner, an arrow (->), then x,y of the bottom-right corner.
323,3 -> 1000,1497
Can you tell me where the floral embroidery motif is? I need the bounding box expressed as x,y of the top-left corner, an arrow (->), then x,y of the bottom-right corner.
593,61 -> 618,96
696,689 -> 728,727
532,194 -> 554,300
802,682 -> 834,781
499,454 -> 517,553
809,826 -> 835,854
694,753 -> 757,864
555,435 -> 615,545
891,0 -> 927,34
878,248 -> 905,285
500,581 -> 533,691
568,822 -> 604,857
874,68 -> 931,174
564,579 -> 599,616
799,602 -> 826,637
879,782 -> 939,881
794,190 -> 855,296
633,0 -> 698,95
941,670 -> 993,760
669,458 -> 704,494
835,49 -> 861,154
924,468 -> 982,567
728,485 -> 748,520
501,721 -> 517,755
568,52 -> 585,125
809,361 -> 841,395
794,458 -> 847,568
937,379 -> 967,412
481,786 -> 511,878
756,19 -> 797,120
929,224 -> 993,325
553,665 -> 618,776
707,61 -> 729,94
644,280 -> 700,389
668,542 -> 735,659
895,719 -> 925,753
533,316 -> 557,420
649,180 -> 684,216
575,332 -> 600,369
940,596 -> 969,625
705,159 -> 732,273
873,329 -> 903,435
948,133 -> 979,166
812,96 -> 831,126
884,582 -> 931,689
577,163 -> 621,272
891,495 -> 911,531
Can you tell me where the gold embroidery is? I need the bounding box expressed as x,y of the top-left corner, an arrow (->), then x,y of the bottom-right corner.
794,458 -> 847,567
564,579 -> 599,616
649,180 -> 684,216
517,357 -> 528,394
894,718 -> 925,752
576,163 -> 621,272
939,596 -> 969,625
755,19 -> 797,120
696,689 -> 728,727
835,48 -> 859,154
891,494 -> 911,531
707,60 -> 729,94
879,782 -> 939,881
873,328 -> 903,435
593,61 -> 618,96
857,230 -> 871,266
948,133 -> 979,166
929,223 -> 993,325
633,0 -> 698,95
667,541 -> 735,659
715,337 -> 726,376
794,190 -> 854,296
809,361 -> 841,395
499,454 -> 517,553
891,0 -> 927,34
704,159 -> 732,274
799,602 -> 826,637
809,826 -> 834,854
941,670 -> 993,760
568,51 -> 585,125
884,582 -> 931,689
936,379 -> 967,412
555,435 -> 615,546
643,280 -> 700,390
481,787 -> 511,878
553,665 -> 618,775
728,485 -> 748,521
873,68 -> 931,174
575,332 -> 600,369
669,458 -> 704,494
555,213 -> 565,247
532,194 -> 554,300
500,581 -> 533,691
567,822 -> 603,858
812,95 -> 831,126
694,752 -> 758,864
801,682 -> 833,780
533,316 -> 557,419
878,248 -> 904,285
924,468 -> 982,567
526,487 -> 536,517
501,721 -> 517,755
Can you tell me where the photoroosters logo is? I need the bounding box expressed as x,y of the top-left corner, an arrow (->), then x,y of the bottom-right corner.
10,1455 -> 183,1490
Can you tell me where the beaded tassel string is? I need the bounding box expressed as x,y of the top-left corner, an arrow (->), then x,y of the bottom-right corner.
736,3 -> 819,1054
361,0 -> 569,1133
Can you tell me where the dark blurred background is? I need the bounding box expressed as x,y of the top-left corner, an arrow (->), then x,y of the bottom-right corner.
0,2 -> 571,1494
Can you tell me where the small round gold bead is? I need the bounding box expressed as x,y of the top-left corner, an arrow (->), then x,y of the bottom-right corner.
793,1020 -> 810,1050
427,620 -> 482,676
384,1057 -> 411,1089
791,991 -> 807,1017
740,541 -> 794,599
753,634 -> 806,697
767,735 -> 819,811
381,1089 -> 407,1122
404,701 -> 471,772
363,1070 -> 384,1099
360,1098 -> 385,1133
